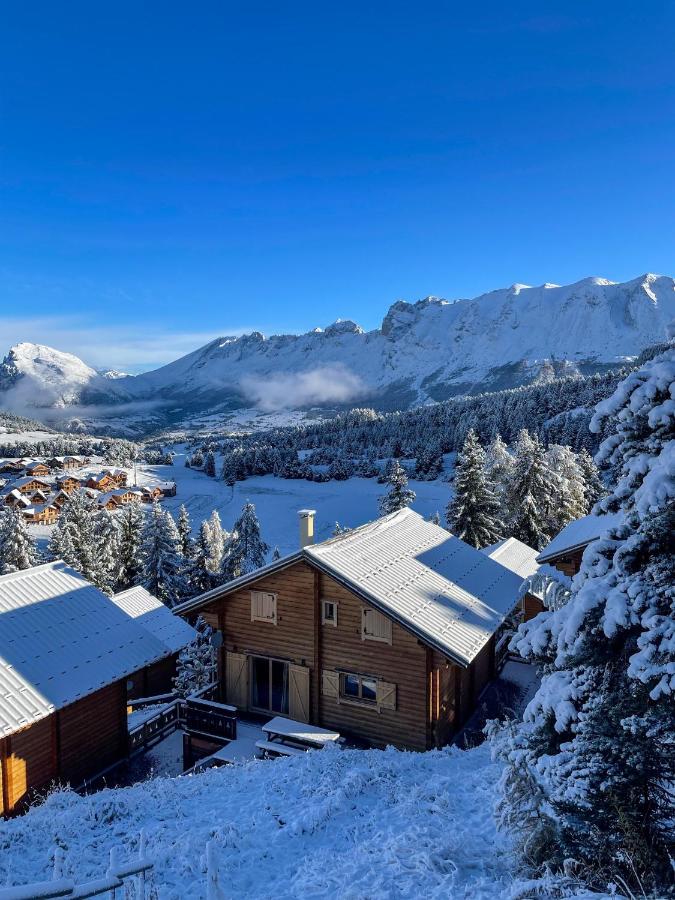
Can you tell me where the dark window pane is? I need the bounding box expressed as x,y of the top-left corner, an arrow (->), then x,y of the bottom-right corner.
271,660 -> 289,714
361,679 -> 377,701
343,674 -> 359,697
251,657 -> 270,710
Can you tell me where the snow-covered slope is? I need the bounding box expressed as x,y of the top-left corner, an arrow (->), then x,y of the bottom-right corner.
1,274 -> 674,435
0,743 -> 520,898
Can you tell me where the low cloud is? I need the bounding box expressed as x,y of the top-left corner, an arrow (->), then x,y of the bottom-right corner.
241,366 -> 367,412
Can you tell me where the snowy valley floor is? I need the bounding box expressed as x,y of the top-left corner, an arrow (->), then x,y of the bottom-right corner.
0,743 -> 523,899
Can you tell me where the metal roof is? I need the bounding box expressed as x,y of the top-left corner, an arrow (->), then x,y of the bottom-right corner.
112,586 -> 196,655
306,509 -> 524,666
176,509 -> 524,667
0,561 -> 171,738
537,511 -> 624,563
481,537 -> 540,580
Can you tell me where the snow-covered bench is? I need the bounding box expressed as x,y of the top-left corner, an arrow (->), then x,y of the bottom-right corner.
255,739 -> 306,758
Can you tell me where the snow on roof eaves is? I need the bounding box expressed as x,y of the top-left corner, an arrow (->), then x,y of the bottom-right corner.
537,511 -> 624,563
175,511 -> 524,666
0,561 -> 171,737
481,537 -> 540,580
112,586 -> 197,654
306,509 -> 523,666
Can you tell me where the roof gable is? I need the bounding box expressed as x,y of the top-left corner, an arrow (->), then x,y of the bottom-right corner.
481,537 -> 540,580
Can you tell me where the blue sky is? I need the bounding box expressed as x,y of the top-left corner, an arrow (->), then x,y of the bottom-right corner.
1,1 -> 674,371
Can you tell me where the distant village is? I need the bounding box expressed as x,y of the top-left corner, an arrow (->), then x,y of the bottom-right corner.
0,455 -> 176,525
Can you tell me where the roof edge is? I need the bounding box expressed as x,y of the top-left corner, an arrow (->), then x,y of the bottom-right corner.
173,551 -> 305,616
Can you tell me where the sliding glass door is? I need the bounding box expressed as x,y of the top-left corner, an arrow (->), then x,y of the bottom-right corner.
250,656 -> 289,715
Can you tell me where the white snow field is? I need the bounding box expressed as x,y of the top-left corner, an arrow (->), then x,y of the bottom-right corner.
134,452 -> 452,556
0,743 -> 519,899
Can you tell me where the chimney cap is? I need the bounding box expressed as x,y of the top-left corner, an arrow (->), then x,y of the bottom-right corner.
298,509 -> 316,517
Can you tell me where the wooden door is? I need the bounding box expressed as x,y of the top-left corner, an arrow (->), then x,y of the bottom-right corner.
289,665 -> 310,722
225,652 -> 248,709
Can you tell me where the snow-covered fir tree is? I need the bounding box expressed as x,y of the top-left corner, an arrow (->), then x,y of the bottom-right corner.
332,521 -> 350,536
223,501 -> 269,580
117,500 -> 145,589
0,506 -> 39,574
204,450 -> 216,477
493,348 -> 675,894
447,429 -> 503,548
173,616 -> 216,697
141,502 -> 188,607
378,460 -> 416,515
505,430 -> 556,550
48,490 -> 106,588
543,443 -> 589,535
484,433 -> 514,497
577,447 -> 605,507
272,546 -> 281,561
204,510 -> 227,575
187,520 -> 218,594
177,504 -> 195,559
95,509 -> 121,594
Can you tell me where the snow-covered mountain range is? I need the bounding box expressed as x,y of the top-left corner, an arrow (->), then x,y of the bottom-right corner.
1,274 -> 673,436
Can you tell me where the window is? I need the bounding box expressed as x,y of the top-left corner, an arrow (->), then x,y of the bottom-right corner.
361,608 -> 392,643
251,591 -> 277,624
250,656 -> 289,714
340,672 -> 378,704
322,599 -> 338,626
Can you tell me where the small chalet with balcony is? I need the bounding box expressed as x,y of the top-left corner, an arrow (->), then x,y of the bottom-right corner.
176,508 -> 524,752
537,510 -> 624,578
0,562 -> 195,816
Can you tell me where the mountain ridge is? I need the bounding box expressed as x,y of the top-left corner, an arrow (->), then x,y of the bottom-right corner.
1,273 -> 673,436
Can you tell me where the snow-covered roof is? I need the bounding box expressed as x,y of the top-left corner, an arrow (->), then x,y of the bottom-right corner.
481,537 -> 540,580
0,561 -> 171,737
11,475 -> 52,487
177,509 -> 524,667
112,586 -> 196,654
306,509 -> 523,665
537,511 -> 624,563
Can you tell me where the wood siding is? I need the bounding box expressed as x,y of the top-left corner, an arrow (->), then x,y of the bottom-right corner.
317,571 -> 429,751
0,680 -> 128,816
199,560 -> 473,751
547,549 -> 585,578
523,592 -> 546,621
57,681 -> 128,788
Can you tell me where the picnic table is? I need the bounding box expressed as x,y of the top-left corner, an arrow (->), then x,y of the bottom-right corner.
261,717 -> 342,750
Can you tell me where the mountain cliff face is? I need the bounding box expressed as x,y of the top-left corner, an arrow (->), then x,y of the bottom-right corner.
1,274 -> 673,435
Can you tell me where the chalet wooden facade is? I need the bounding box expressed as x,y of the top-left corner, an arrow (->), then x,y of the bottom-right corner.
23,502 -> 59,525
537,511 -> 624,578
55,474 -> 82,493
0,563 -> 194,816
24,462 -> 50,477
177,509 -> 524,752
13,476 -> 52,495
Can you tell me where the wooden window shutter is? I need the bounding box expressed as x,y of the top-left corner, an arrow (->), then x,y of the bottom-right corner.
224,651 -> 248,709
321,669 -> 339,700
362,608 -> 392,644
251,591 -> 277,624
289,664 -> 311,722
376,680 -> 397,711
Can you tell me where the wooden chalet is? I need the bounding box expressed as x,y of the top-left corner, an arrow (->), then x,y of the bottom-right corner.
0,562 -> 189,816
24,462 -> 50,478
0,461 -> 24,475
481,536 -> 542,621
86,472 -> 115,491
141,485 -> 163,503
47,456 -> 85,471
176,509 -> 524,752
12,476 -> 52,495
55,474 -> 82,493
111,586 -> 196,699
22,502 -> 59,525
537,511 -> 624,578
3,490 -> 30,509
52,489 -> 71,508
102,468 -> 128,488
97,493 -> 120,511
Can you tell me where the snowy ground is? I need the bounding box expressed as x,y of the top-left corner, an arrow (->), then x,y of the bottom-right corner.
0,743 -> 526,899
134,449 -> 452,556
